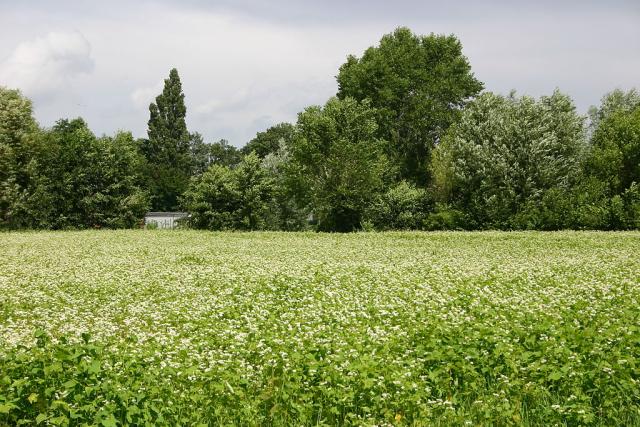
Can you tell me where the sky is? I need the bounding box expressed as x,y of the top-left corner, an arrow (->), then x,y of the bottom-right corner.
1,1 -> 639,147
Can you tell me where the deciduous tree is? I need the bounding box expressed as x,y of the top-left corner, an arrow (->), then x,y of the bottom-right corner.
288,97 -> 388,232
0,87 -> 39,227
337,27 -> 483,185
431,91 -> 586,229
242,122 -> 295,159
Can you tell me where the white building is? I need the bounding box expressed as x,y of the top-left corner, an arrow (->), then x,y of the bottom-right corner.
144,212 -> 189,229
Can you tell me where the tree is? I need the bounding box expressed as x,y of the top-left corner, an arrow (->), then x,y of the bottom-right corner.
14,119 -> 148,229
588,88 -> 640,135
431,91 -> 586,229
83,132 -> 149,228
181,153 -> 273,230
582,105 -> 640,229
260,140 -> 309,230
242,122 -> 295,158
208,139 -> 242,168
19,119 -> 96,228
189,132 -> 211,176
588,106 -> 640,195
0,87 -> 39,228
234,153 -> 273,230
363,181 -> 434,230
189,134 -> 242,175
288,97 -> 388,232
181,164 -> 239,230
337,27 -> 483,185
141,68 -> 191,211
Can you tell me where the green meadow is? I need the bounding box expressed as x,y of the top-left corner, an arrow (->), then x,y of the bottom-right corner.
1,231 -> 639,425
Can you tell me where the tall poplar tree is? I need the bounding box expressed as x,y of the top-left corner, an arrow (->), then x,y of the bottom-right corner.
142,68 -> 191,211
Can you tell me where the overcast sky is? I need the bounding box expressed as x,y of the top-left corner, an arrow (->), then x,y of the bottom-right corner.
1,1 -> 639,146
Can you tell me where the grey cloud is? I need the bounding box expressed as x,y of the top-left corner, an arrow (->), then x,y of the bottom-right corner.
0,0 -> 638,146
0,31 -> 94,102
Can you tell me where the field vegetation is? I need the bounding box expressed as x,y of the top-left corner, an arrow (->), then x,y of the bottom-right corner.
1,231 -> 638,425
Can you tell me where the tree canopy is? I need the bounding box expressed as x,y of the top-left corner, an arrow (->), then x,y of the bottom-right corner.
588,106 -> 640,195
241,122 -> 295,159
337,27 -> 483,186
181,152 -> 273,230
431,91 -> 586,229
1,28 -> 639,232
287,97 -> 388,232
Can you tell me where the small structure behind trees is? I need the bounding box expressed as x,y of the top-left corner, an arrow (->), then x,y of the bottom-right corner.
144,212 -> 189,229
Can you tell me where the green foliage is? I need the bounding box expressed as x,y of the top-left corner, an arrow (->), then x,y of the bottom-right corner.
423,205 -> 467,231
144,221 -> 159,230
86,132 -> 150,228
364,181 -> 434,230
486,93 -> 640,231
588,88 -> 640,135
509,187 -> 575,230
363,182 -> 465,231
337,27 -> 483,185
145,69 -> 189,163
432,90 -> 586,229
621,183 -> 640,229
190,134 -> 242,175
208,139 -> 242,168
181,153 -> 273,230
188,132 -> 211,176
0,87 -> 40,228
141,68 -> 191,211
587,106 -> 640,196
573,95 -> 640,230
1,231 -> 639,425
6,119 -> 149,229
180,164 -> 239,230
242,122 -> 295,159
1,37 -> 639,233
260,142 -> 310,231
0,87 -> 37,150
235,153 -> 275,229
569,177 -> 613,229
288,97 -> 388,232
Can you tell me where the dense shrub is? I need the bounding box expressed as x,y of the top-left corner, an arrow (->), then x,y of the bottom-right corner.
181,153 -> 275,230
364,181 -> 433,230
431,90 -> 586,229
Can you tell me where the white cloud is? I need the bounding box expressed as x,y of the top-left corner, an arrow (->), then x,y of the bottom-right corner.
131,81 -> 164,110
0,31 -> 94,100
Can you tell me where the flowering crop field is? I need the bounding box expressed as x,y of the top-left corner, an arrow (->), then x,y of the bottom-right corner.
0,231 -> 639,426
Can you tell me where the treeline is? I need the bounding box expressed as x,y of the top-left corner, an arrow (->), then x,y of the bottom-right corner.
1,27 -> 639,231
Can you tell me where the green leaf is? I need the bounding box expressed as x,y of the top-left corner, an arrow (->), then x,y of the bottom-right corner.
101,414 -> 118,427
50,415 -> 69,426
63,379 -> 78,389
88,360 -> 101,374
549,371 -> 563,381
0,403 -> 16,414
45,362 -> 63,375
36,413 -> 49,424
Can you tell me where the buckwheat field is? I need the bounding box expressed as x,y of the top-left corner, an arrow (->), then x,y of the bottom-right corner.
0,231 -> 639,426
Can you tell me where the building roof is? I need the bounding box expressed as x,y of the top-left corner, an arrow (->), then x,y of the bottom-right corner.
145,212 -> 190,217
